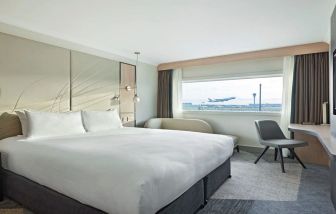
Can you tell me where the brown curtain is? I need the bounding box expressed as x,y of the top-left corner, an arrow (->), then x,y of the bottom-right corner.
291,52 -> 329,125
157,69 -> 173,118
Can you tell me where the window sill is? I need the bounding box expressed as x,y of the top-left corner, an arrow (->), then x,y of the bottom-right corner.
182,110 -> 281,117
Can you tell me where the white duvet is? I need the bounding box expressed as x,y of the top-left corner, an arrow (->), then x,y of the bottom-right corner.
0,128 -> 233,214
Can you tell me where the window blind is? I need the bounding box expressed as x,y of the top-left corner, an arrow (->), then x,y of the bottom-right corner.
182,57 -> 284,81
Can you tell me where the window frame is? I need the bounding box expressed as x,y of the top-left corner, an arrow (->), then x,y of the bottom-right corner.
181,73 -> 284,115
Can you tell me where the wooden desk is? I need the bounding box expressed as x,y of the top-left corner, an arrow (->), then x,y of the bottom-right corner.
288,124 -> 330,166
288,124 -> 336,209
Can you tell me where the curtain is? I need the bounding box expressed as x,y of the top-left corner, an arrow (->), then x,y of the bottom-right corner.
172,68 -> 183,118
291,52 -> 329,125
280,56 -> 294,138
157,69 -> 173,118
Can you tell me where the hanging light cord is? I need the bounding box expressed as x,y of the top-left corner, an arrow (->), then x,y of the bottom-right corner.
134,52 -> 140,95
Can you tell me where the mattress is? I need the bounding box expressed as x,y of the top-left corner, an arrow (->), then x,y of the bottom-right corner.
0,127 -> 234,214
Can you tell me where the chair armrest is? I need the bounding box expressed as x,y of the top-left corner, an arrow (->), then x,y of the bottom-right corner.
144,118 -> 163,129
161,118 -> 213,133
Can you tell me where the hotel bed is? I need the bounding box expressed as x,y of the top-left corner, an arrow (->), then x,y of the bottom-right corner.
0,123 -> 233,214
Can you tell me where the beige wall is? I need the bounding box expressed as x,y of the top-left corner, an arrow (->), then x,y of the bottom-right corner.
0,32 -> 70,113
70,51 -> 119,111
0,32 -> 158,125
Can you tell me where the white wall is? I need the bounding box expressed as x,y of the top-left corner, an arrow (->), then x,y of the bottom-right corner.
182,111 -> 280,148
136,63 -> 158,126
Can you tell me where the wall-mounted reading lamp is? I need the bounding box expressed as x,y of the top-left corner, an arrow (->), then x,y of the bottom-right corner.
111,51 -> 141,105
111,95 -> 120,105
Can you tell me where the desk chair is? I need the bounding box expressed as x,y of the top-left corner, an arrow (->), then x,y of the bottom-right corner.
254,120 -> 308,173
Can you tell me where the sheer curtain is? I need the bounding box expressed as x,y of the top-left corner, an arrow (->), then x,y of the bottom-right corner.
281,56 -> 294,137
172,68 -> 183,118
281,56 -> 294,157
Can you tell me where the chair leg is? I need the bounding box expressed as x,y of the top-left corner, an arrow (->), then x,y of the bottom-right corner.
274,148 -> 278,161
236,145 -> 240,153
254,146 -> 269,164
279,148 -> 285,173
289,148 -> 306,169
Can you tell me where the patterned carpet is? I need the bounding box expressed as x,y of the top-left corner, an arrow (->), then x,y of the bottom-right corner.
0,199 -> 32,214
213,151 -> 303,201
199,149 -> 336,214
0,149 -> 334,214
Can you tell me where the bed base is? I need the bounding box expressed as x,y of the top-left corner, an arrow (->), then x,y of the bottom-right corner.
0,158 -> 231,214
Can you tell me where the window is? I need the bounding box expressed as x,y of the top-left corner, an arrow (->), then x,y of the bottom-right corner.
182,76 -> 283,112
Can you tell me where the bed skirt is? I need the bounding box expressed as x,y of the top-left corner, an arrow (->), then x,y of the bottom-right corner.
1,158 -> 231,214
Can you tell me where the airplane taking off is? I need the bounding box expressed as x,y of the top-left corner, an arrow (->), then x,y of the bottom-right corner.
208,97 -> 236,102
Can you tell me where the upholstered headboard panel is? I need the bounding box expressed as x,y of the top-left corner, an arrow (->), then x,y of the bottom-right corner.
0,32 -> 120,114
0,113 -> 22,140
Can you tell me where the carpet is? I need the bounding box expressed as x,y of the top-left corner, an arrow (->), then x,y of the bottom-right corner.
0,199 -> 32,214
0,209 -> 25,214
201,150 -> 336,214
199,199 -> 253,214
212,153 -> 302,201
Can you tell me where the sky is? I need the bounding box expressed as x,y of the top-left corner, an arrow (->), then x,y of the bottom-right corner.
182,76 -> 283,105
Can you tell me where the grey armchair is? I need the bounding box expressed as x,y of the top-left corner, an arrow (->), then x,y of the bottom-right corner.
254,120 -> 308,173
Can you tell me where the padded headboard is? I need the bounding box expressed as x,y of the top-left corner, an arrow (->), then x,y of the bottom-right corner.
0,113 -> 22,140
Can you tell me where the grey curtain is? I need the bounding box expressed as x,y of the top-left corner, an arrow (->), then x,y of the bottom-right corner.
157,69 -> 173,118
291,52 -> 329,125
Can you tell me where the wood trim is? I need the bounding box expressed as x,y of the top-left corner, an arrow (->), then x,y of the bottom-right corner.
157,42 -> 329,70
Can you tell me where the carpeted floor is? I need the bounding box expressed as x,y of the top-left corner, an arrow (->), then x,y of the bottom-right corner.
199,149 -> 336,214
212,152 -> 302,201
0,199 -> 32,214
0,149 -> 335,214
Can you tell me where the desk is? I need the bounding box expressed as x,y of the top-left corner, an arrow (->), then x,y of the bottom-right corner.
288,124 -> 336,209
288,124 -> 332,166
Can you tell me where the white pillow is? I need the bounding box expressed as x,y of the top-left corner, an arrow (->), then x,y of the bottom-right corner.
15,110 -> 28,137
81,110 -> 123,132
25,111 -> 86,139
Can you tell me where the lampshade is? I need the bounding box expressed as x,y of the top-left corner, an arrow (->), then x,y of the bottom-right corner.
111,95 -> 120,105
133,94 -> 140,103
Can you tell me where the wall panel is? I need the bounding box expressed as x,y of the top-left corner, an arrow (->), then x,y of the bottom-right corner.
0,32 -> 157,126
0,32 -> 70,113
70,51 -> 119,111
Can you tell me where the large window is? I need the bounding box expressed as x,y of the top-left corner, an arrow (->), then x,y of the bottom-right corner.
182,76 -> 283,112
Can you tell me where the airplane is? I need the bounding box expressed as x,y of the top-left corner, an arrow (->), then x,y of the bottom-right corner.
208,97 -> 236,102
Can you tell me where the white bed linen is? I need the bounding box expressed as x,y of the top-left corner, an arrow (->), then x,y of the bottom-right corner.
0,128 -> 233,214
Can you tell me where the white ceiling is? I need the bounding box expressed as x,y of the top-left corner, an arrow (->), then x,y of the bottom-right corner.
0,0 -> 334,65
